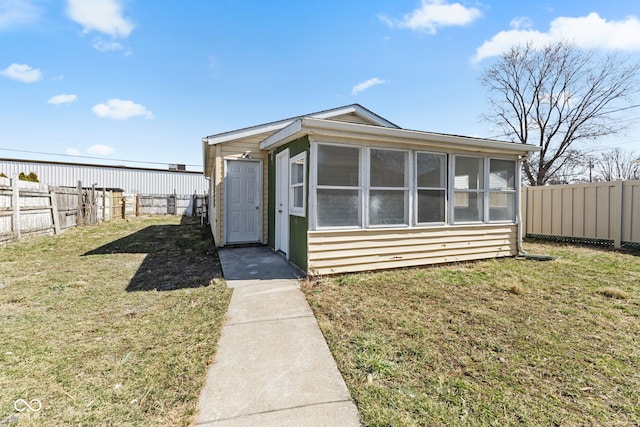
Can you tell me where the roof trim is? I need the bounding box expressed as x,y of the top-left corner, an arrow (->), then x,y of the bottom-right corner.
202,103 -> 399,146
259,117 -> 541,154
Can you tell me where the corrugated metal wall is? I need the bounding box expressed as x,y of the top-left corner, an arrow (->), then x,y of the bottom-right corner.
0,159 -> 208,194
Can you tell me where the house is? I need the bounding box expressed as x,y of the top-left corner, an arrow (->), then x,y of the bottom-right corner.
202,104 -> 539,275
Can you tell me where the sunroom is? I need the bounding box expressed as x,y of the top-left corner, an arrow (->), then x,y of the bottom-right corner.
262,117 -> 537,274
202,105 -> 538,275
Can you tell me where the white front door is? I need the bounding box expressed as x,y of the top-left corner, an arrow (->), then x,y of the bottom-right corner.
225,160 -> 261,244
275,150 -> 289,256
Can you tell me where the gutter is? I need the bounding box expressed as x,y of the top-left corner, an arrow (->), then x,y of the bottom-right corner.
515,153 -> 556,261
261,117 -> 538,154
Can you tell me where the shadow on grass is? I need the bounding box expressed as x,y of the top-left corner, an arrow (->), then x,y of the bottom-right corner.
83,217 -> 222,292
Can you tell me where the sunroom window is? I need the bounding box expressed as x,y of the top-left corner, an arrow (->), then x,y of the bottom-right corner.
416,152 -> 446,223
489,159 -> 516,221
316,144 -> 361,227
369,148 -> 409,226
453,156 -> 484,223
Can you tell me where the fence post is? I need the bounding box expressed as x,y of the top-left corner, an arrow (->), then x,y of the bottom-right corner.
11,177 -> 20,239
91,184 -> 97,224
76,180 -> 84,226
50,190 -> 61,235
136,194 -> 140,217
173,190 -> 177,215
102,188 -> 106,222
613,180 -> 623,248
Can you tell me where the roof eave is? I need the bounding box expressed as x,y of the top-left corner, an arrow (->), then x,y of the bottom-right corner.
203,103 -> 399,147
260,117 -> 540,154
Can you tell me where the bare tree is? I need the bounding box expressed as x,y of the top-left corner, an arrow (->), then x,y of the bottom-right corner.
593,148 -> 640,181
543,149 -> 590,184
480,41 -> 639,185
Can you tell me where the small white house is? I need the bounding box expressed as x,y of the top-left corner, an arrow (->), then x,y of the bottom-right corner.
202,104 -> 539,274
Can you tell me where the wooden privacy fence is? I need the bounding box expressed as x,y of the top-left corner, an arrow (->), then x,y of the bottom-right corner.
0,179 -> 111,243
0,176 -> 207,244
135,193 -> 207,217
522,180 -> 640,249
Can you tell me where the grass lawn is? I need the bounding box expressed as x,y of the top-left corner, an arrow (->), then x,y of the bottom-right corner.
302,241 -> 640,426
0,216 -> 230,426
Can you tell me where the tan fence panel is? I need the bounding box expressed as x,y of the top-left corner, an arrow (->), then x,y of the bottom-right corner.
522,180 -> 640,248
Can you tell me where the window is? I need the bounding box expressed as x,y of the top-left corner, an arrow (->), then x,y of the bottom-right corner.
316,144 -> 361,227
289,152 -> 305,216
416,152 -> 446,223
313,143 -> 518,230
369,148 -> 409,226
453,156 -> 484,222
489,159 -> 516,221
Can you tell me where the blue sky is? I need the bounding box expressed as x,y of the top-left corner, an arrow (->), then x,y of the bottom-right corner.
1,0 -> 639,171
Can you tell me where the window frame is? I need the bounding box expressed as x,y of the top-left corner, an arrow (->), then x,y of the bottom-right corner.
366,147 -> 410,228
313,142 -> 363,229
415,151 -> 447,225
310,141 -> 519,231
288,152 -> 306,217
451,155 -> 485,224
488,157 -> 517,223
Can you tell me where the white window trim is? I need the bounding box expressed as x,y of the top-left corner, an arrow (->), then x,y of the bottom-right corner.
313,141 -> 363,230
415,151 -> 447,226
451,155 -> 485,224
289,152 -> 306,217
367,147 -> 411,228
310,141 -> 519,231
450,155 -> 519,225
488,156 -> 518,223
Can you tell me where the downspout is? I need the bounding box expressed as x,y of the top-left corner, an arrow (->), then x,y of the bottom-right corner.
517,153 -> 529,256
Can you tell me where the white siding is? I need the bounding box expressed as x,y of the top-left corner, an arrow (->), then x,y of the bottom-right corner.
0,160 -> 208,194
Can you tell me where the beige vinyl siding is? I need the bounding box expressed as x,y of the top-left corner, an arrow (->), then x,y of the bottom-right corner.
215,136 -> 269,246
308,224 -> 517,275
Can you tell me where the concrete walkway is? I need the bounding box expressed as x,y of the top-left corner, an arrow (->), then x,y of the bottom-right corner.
195,247 -> 361,427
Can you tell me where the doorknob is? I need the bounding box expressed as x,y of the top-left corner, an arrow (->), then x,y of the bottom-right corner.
256,206 -> 260,210
278,209 -> 283,213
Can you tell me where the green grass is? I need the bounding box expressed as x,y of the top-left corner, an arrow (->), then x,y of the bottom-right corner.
302,241 -> 640,426
0,216 -> 231,426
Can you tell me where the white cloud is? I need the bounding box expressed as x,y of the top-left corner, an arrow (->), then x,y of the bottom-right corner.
1,63 -> 42,83
93,38 -> 122,51
474,13 -> 640,62
510,17 -> 533,30
87,144 -> 114,155
92,38 -> 132,55
66,0 -> 134,38
47,94 -> 77,105
380,0 -> 482,34
352,77 -> 387,95
92,98 -> 154,120
65,147 -> 80,156
0,0 -> 41,29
